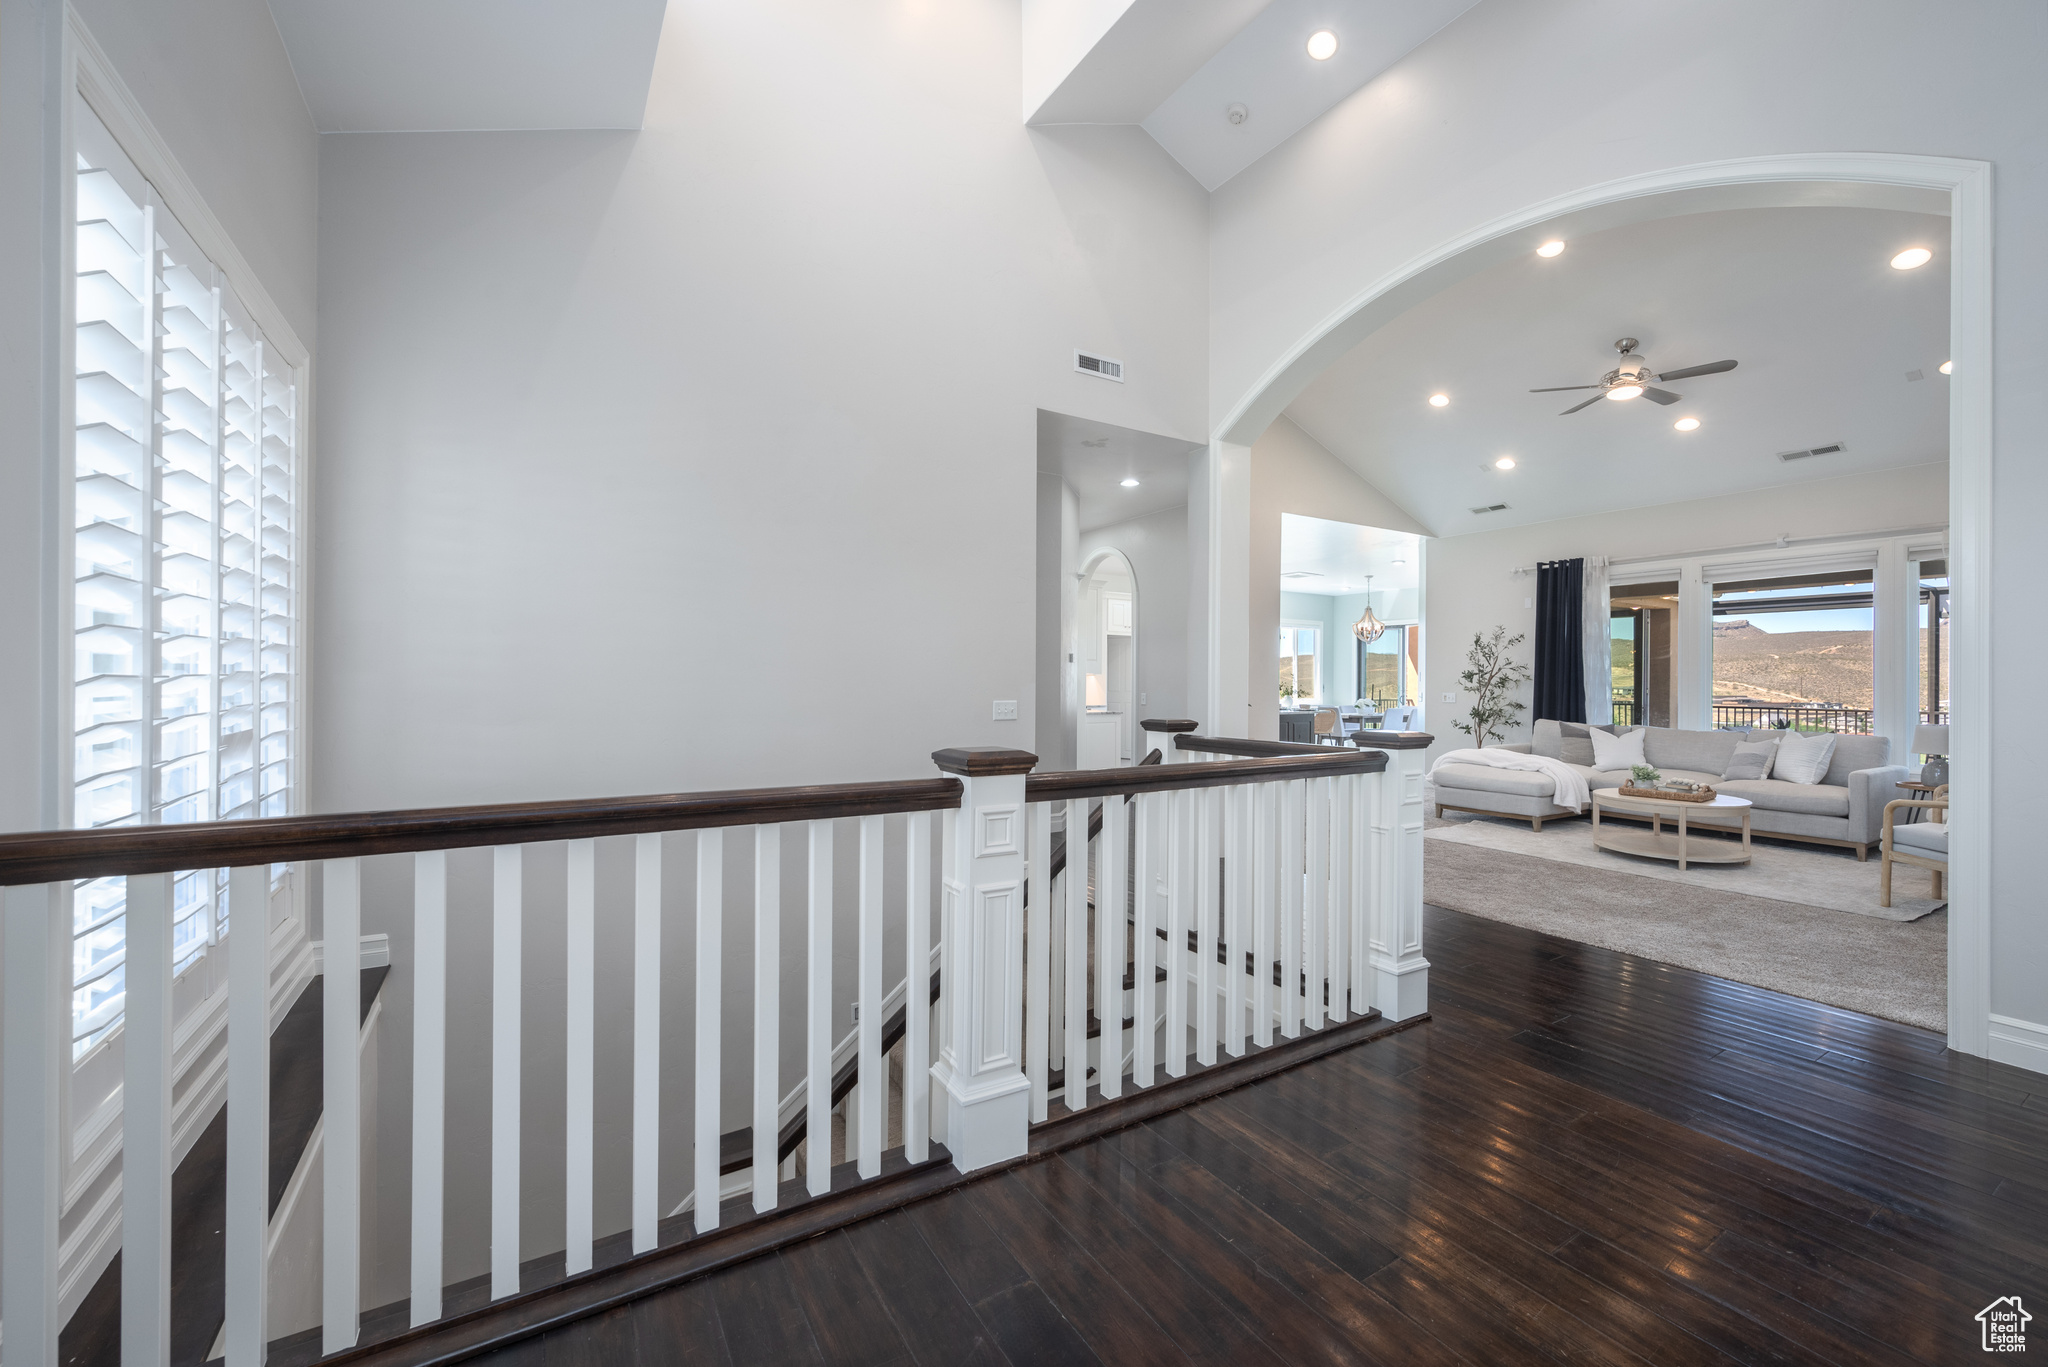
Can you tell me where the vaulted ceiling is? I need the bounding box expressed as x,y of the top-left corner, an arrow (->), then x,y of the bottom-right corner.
1282,206 -> 1952,536
265,0 -> 668,132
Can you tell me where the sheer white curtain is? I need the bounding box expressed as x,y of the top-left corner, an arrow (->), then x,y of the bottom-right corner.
1582,556 -> 1611,726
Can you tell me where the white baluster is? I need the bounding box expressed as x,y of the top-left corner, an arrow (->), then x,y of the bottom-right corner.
491,846 -> 522,1298
1281,781 -> 1304,1039
1351,773 -> 1370,1016
1064,798 -> 1090,1110
1196,788 -> 1220,1066
1097,793 -> 1126,1099
805,820 -> 833,1195
1327,778 -> 1350,1023
1164,788 -> 1188,1077
1224,785 -> 1248,1057
1254,783 -> 1276,1048
1131,793 -> 1156,1088
905,812 -> 931,1162
695,829 -> 723,1233
632,833 -> 661,1251
1306,778 -> 1329,1030
1026,802 -> 1050,1123
411,851 -> 447,1323
754,825 -> 781,1211
566,840 -> 596,1271
857,815 -> 884,1176
123,872 -> 174,1367
3,882 -> 64,1367
324,858 -> 362,1349
225,864 -> 271,1364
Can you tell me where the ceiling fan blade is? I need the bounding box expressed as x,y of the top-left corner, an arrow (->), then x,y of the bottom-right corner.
1641,387 -> 1682,405
1529,384 -> 1602,393
1655,359 -> 1737,381
1560,394 -> 1606,415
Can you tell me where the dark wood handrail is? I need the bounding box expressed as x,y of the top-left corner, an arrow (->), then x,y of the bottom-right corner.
0,777 -> 964,886
1024,748 -> 1385,804
1178,730 -> 1435,759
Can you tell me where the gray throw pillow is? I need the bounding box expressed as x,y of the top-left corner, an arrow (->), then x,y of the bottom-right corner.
1555,720 -> 1632,767
1721,738 -> 1780,781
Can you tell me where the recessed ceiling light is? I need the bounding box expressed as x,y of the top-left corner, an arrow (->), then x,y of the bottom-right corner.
1536,240 -> 1565,258
1939,360 -> 1953,374
1606,384 -> 1644,401
1428,392 -> 1449,407
1493,456 -> 1516,470
1120,477 -> 1140,487
1673,416 -> 1700,431
1891,246 -> 1933,270
1306,30 -> 1338,59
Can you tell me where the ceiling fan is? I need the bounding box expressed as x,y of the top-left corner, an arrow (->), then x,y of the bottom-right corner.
1531,338 -> 1737,415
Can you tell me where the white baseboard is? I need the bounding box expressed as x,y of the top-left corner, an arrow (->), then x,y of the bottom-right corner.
309,933 -> 391,973
1988,1015 -> 2048,1076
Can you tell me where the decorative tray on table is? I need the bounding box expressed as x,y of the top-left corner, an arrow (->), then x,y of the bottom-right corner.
1617,782 -> 1718,803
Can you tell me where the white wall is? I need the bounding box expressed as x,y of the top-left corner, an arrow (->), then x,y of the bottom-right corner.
1205,0 -> 2047,1053
314,0 -> 1208,1279
1079,502 -> 1188,729
1423,462 -> 1947,758
1250,417 -> 1429,739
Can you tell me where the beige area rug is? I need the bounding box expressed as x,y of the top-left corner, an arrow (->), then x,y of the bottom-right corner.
1426,802 -> 1942,921
1422,808 -> 1947,1031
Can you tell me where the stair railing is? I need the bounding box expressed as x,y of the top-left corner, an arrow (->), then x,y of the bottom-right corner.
0,726 -> 1429,1366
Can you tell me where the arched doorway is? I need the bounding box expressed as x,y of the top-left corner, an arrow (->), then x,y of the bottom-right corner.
1198,153 -> 1993,1054
1075,548 -> 1138,768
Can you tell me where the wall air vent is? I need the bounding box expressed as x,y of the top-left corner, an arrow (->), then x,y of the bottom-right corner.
1280,571 -> 1323,579
1469,503 -> 1509,515
1074,350 -> 1124,382
1778,442 -> 1846,462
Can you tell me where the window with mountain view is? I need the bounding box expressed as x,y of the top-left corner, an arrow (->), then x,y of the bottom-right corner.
1710,570 -> 1875,734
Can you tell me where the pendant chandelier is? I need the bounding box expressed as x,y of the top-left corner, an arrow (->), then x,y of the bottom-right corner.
1351,574 -> 1385,644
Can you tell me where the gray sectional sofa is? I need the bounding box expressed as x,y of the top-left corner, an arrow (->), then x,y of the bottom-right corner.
1431,720 -> 1910,859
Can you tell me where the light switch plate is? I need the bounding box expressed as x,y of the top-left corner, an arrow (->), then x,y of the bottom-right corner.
1139,692 -> 1147,705
1443,692 -> 1455,703
993,699 -> 1018,720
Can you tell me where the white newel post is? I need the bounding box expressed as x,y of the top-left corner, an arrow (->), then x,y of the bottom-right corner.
1368,737 -> 1431,1021
930,747 -> 1036,1172
1141,719 -> 1198,763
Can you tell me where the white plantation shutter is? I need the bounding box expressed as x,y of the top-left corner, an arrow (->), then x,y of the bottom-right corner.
68,98 -> 303,1055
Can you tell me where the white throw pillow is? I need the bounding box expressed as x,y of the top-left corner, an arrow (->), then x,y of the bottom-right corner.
1771,729 -> 1837,785
1588,726 -> 1647,771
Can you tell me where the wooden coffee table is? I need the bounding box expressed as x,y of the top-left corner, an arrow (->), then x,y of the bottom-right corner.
1591,788 -> 1753,871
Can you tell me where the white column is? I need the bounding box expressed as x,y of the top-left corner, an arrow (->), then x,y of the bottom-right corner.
930,748 -> 1034,1172
3,882 -> 64,1367
1369,746 -> 1431,1021
123,872 -> 174,1367
1874,539 -> 1919,750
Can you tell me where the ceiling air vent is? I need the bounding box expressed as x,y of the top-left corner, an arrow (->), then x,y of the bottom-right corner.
1778,442 -> 1846,462
1074,350 -> 1124,382
1469,502 -> 1509,515
1281,571 -> 1322,580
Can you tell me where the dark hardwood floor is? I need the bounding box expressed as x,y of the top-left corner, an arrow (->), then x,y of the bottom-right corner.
476,904 -> 2047,1366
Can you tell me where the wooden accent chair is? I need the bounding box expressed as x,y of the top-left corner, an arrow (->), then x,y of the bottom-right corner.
1880,783 -> 1948,907
1312,708 -> 1341,745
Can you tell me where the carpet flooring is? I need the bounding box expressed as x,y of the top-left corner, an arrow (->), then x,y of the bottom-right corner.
1421,813 -> 1948,1031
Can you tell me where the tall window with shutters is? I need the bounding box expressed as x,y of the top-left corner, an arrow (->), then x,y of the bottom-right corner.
69,100 -> 303,1057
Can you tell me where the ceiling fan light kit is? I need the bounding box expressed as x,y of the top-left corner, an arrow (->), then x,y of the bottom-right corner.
1531,337 -> 1737,415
